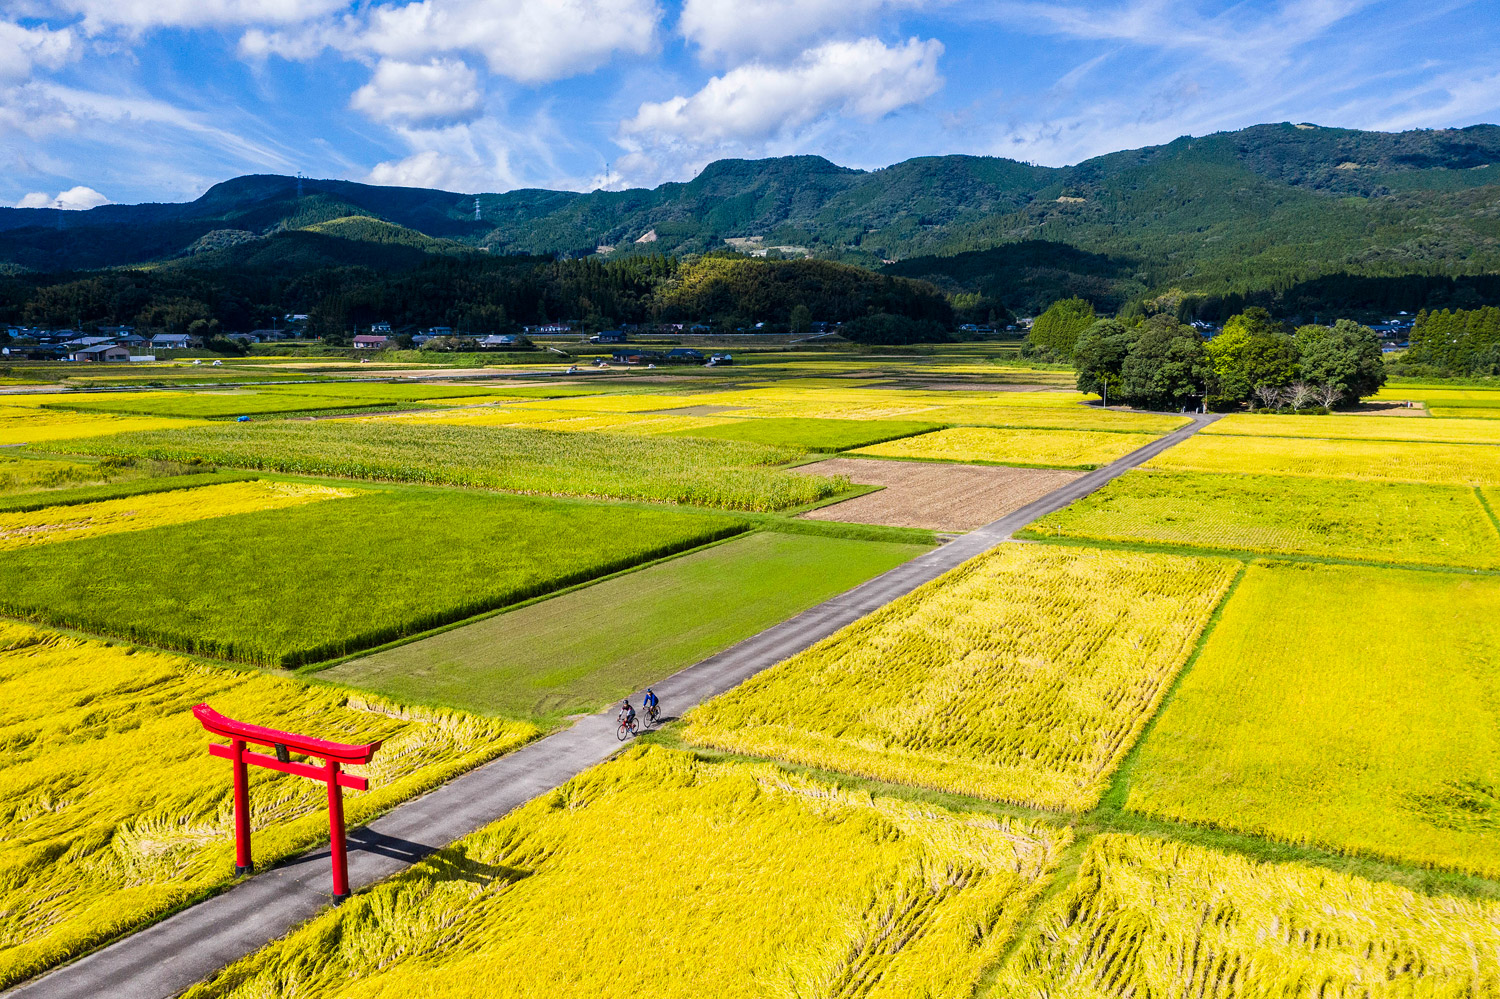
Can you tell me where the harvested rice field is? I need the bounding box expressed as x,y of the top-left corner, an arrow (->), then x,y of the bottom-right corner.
852,426 -> 1158,468
685,544 -> 1238,811
792,457 -> 1083,530
0,621 -> 538,989
184,747 -> 1070,999
994,833 -> 1500,997
1125,561 -> 1500,878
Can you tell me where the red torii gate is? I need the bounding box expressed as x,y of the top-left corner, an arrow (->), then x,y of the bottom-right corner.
193,704 -> 382,900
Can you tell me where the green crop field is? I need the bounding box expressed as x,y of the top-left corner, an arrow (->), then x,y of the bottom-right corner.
324,531 -> 930,723
670,417 -> 943,451
851,426 -> 1158,468
45,420 -> 842,511
0,485 -> 745,666
182,747 -> 1070,999
1024,469 -> 1500,568
1125,561 -> 1500,878
686,544 -> 1237,811
1148,432 -> 1500,485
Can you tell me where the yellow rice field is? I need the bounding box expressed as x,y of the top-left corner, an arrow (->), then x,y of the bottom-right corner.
1205,412 -> 1500,444
914,404 -> 1188,434
1147,433 -> 1500,485
0,480 -> 356,551
685,545 -> 1238,811
1125,561 -> 1500,878
995,833 -> 1500,997
0,621 -> 538,989
1026,469 -> 1500,569
184,746 -> 1070,999
852,426 -> 1157,468
0,406 -> 208,445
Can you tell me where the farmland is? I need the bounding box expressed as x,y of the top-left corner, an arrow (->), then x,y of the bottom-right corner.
852,426 -> 1158,468
1125,561 -> 1500,878
0,620 -> 537,990
995,834 -> 1500,997
44,420 -> 840,511
792,457 -> 1083,530
1147,432 -> 1500,485
324,530 -> 930,723
0,486 -> 744,666
684,544 -> 1237,811
668,416 -> 943,451
1205,411 -> 1500,444
0,479 -> 354,551
0,406 -> 209,445
5,343 -> 1500,996
183,747 -> 1070,999
1025,469 -> 1500,568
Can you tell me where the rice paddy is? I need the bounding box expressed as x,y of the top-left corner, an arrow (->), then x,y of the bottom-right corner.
851,426 -> 1159,468
1147,433 -> 1500,485
685,544 -> 1237,811
994,833 -> 1500,997
1205,412 -> 1500,444
0,406 -> 208,445
670,417 -> 944,451
0,487 -> 744,666
0,479 -> 355,551
1125,561 -> 1500,878
182,747 -> 1070,999
0,621 -> 538,990
1025,469 -> 1500,568
44,420 -> 840,511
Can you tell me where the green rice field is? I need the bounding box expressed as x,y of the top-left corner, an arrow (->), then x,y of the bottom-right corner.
323,530 -> 931,723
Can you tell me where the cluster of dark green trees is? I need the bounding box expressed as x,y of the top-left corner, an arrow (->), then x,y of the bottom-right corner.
0,248 -> 949,341
1402,306 -> 1500,375
1028,300 -> 1385,410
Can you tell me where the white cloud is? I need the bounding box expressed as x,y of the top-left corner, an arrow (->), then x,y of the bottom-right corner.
16,185 -> 110,209
0,20 -> 75,80
365,112 -> 582,193
679,0 -> 936,59
50,0 -> 345,33
351,58 -> 482,127
357,0 -> 660,83
621,36 -> 942,150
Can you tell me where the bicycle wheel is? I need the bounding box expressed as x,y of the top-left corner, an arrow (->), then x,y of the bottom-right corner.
616,721 -> 630,741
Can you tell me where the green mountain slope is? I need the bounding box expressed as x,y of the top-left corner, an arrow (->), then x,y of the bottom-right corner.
0,122 -> 1496,309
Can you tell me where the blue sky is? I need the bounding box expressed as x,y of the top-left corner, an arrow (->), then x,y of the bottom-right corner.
3,0 -> 1498,208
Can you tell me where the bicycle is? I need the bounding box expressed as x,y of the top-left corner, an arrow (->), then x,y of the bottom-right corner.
616,715 -> 639,741
645,702 -> 660,727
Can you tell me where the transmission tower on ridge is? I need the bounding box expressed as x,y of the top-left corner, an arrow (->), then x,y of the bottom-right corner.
296,172 -> 304,199
474,196 -> 481,222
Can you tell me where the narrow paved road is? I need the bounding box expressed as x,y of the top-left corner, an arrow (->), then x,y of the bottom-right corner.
10,413 -> 1217,999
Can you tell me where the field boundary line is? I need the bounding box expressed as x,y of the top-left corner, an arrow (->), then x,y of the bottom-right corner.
5,414 -> 1219,999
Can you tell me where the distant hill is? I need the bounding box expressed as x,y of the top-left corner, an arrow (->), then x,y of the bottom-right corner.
1,122 -> 1497,308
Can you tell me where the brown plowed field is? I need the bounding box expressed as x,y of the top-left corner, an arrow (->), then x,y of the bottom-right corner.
791,457 -> 1083,531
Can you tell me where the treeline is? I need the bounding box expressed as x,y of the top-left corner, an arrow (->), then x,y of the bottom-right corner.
1030,300 -> 1385,410
0,250 -> 950,337
1402,306 -> 1500,374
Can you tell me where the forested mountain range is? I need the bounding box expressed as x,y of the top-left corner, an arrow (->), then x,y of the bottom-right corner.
2,122 -> 1499,318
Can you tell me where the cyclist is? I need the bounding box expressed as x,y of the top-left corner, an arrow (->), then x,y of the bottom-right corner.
643,688 -> 660,723
619,699 -> 637,729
